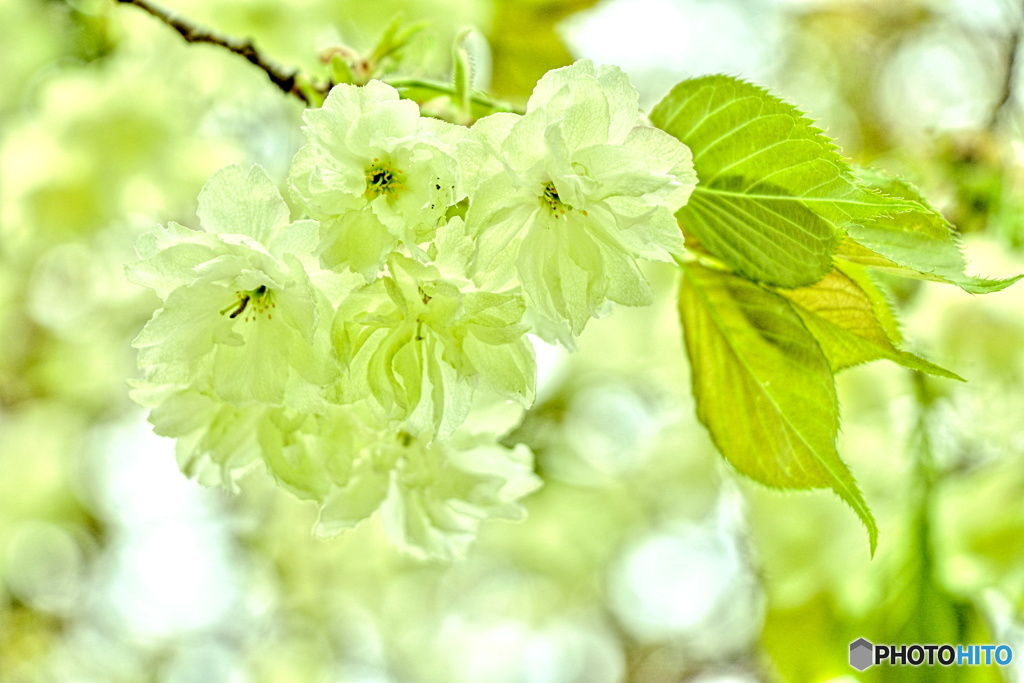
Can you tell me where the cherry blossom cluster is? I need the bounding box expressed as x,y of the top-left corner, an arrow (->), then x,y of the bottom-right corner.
128,60 -> 696,559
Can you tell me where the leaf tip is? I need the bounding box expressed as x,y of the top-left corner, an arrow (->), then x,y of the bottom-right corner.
958,272 -> 1024,294
867,517 -> 879,557
830,476 -> 878,558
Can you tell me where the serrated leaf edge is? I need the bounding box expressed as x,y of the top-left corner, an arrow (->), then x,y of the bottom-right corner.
680,264 -> 878,554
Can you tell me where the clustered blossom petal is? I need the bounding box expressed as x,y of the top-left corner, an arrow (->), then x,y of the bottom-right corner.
333,254 -> 535,437
129,60 -> 695,560
127,165 -> 343,411
290,80 -> 466,279
464,60 -> 697,342
264,412 -> 541,560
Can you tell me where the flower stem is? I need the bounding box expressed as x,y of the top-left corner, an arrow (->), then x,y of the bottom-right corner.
387,78 -> 523,117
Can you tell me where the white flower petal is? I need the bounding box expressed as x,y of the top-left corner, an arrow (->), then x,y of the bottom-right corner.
197,164 -> 290,244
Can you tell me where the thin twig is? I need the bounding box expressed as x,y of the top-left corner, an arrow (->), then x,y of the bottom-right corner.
987,3 -> 1024,131
115,0 -> 314,105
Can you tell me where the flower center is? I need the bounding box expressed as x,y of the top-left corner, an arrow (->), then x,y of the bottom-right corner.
539,181 -> 571,218
220,284 -> 275,322
364,158 -> 405,200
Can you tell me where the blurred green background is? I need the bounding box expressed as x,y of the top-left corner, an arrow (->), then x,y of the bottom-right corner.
2,0 -> 1024,680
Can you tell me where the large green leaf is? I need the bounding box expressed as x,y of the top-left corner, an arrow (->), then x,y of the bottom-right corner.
779,266 -> 963,379
843,169 -> 1022,293
651,76 -> 918,288
679,262 -> 877,552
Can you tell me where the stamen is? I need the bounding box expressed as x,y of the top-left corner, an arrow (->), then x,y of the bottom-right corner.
539,181 -> 571,218
220,285 -> 275,322
364,160 -> 405,200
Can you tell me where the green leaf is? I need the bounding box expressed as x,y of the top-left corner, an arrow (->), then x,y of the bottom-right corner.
844,169 -> 1022,293
368,15 -> 428,67
651,76 -> 918,287
679,262 -> 877,553
778,267 -> 963,379
328,53 -> 355,86
843,262 -> 903,344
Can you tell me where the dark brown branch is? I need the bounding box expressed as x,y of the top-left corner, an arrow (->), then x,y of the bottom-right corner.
115,0 -> 313,105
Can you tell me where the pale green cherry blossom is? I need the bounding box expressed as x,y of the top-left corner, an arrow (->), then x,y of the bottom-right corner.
127,164 -> 353,412
463,60 -> 698,342
290,80 -> 467,278
332,253 -> 535,437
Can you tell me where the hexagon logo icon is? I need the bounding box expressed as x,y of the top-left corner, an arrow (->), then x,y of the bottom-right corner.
850,638 -> 874,671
